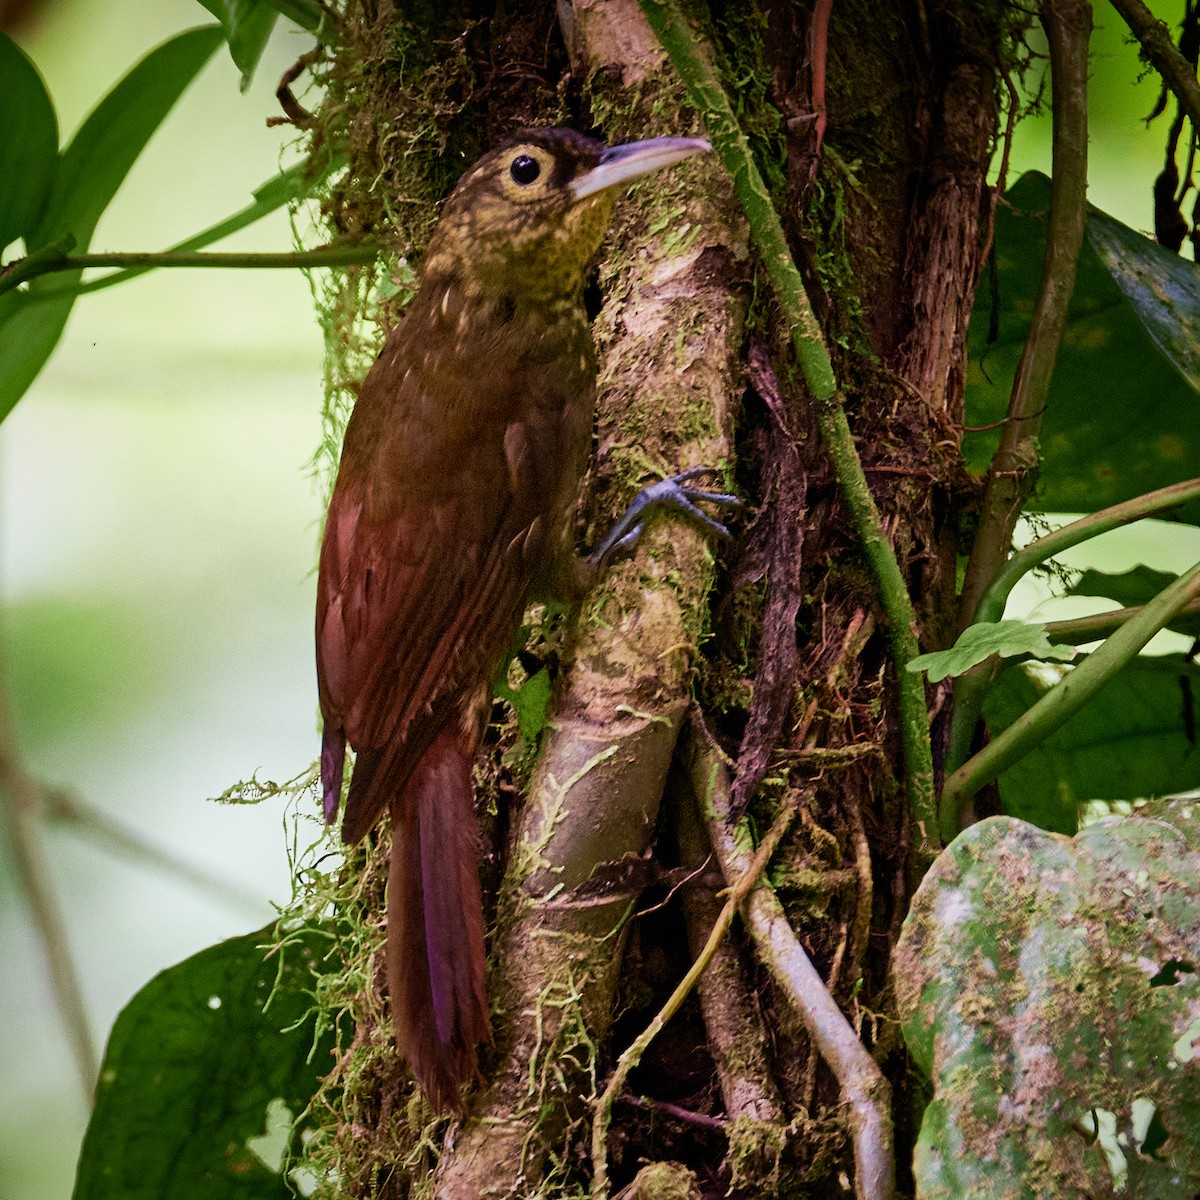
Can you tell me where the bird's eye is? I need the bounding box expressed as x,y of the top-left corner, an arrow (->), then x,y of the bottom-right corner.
509,155 -> 541,186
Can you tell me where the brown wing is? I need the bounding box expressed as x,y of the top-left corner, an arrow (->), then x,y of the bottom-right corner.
316,284 -> 593,841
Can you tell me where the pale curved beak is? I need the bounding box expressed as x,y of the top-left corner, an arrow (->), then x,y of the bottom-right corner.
569,136 -> 712,200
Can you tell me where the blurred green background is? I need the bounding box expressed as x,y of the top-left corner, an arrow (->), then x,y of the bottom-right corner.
2,3 -> 323,1196
0,1 -> 1194,1197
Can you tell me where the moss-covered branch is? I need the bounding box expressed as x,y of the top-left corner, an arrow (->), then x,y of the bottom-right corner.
637,0 -> 938,867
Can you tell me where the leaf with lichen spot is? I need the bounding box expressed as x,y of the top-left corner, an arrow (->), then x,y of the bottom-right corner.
895,810 -> 1200,1199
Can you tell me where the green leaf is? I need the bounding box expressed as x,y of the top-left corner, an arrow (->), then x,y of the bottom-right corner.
1088,203 -> 1200,392
31,25 -> 224,251
1071,564 -> 1181,608
0,34 -> 58,252
75,153 -> 346,297
896,812 -> 1200,1200
196,0 -> 279,91
266,0 -> 336,43
966,172 -> 1200,524
983,654 -> 1200,833
907,619 -> 1074,683
73,924 -> 337,1200
0,25 -> 223,423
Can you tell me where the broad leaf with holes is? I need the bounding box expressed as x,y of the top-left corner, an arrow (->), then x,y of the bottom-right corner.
73,925 -> 337,1200
895,810 -> 1200,1200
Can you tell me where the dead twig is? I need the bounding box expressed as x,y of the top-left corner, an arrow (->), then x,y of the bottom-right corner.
0,658 -> 96,1101
685,716 -> 896,1200
590,792 -> 800,1199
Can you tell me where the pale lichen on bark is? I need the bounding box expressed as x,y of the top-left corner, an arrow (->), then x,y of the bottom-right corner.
428,2 -> 748,1194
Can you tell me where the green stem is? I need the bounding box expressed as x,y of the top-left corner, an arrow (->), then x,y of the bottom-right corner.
638,0 -> 938,865
977,475 -> 1200,627
1044,596 -> 1200,644
0,235 -> 76,291
942,476 -> 1200,807
958,0 -> 1092,628
0,244 -> 379,300
941,559 -> 1200,827
942,0 -> 1091,837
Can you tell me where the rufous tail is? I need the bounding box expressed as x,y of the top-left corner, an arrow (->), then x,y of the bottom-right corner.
387,728 -> 489,1112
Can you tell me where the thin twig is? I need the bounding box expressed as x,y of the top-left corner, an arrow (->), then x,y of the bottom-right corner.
0,658 -> 97,1100
590,794 -> 799,1199
685,719 -> 895,1200
1044,596 -> 1200,644
958,0 -> 1092,628
944,0 -> 1092,838
0,243 -> 381,299
617,1092 -> 728,1133
1109,0 -> 1200,129
672,770 -> 785,1125
45,788 -> 267,915
841,782 -> 873,997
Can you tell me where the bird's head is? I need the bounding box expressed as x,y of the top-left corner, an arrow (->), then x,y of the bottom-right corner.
422,127 -> 710,302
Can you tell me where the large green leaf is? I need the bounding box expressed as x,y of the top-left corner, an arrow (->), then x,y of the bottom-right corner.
1088,204 -> 1200,391
0,25 -> 223,422
983,654 -> 1200,833
197,0 -> 279,91
966,172 -> 1200,523
1071,564 -> 1183,607
896,812 -> 1200,1200
1067,565 -> 1200,637
73,925 -> 337,1200
0,34 -> 58,252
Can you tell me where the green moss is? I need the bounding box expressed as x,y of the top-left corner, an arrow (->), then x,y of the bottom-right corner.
709,0 -> 787,197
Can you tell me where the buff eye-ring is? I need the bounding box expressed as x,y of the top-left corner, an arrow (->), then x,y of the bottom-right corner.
509,154 -> 541,185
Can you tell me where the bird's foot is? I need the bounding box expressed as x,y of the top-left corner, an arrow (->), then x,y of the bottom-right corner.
589,466 -> 742,570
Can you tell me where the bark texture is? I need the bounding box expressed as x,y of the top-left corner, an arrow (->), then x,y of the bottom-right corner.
304,1 -> 1008,1195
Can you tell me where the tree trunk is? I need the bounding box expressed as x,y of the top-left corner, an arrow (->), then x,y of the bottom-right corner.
305,1 -> 1006,1195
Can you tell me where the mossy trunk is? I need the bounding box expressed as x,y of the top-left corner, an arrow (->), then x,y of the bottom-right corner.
301,1 -> 1006,1196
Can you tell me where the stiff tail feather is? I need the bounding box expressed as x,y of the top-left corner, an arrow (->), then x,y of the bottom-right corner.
387,728 -> 489,1111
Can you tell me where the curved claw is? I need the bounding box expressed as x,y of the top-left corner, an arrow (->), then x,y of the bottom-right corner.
589,467 -> 744,569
